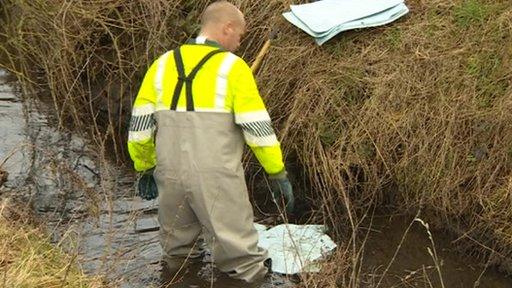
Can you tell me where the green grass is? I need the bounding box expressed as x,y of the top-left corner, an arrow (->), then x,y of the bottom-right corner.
454,0 -> 490,28
466,51 -> 507,108
385,27 -> 402,48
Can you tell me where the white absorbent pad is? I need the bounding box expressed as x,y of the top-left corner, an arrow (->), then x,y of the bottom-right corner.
283,0 -> 409,45
255,223 -> 337,274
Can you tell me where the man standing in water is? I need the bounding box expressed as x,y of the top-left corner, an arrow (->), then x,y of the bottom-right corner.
127,1 -> 294,285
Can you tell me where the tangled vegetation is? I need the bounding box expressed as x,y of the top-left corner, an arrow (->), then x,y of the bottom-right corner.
0,200 -> 104,287
1,0 -> 511,286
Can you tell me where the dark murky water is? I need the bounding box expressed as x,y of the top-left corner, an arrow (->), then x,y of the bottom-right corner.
1,68 -> 512,287
361,214 -> 512,287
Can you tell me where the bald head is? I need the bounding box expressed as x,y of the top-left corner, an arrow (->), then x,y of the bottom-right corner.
201,1 -> 244,29
199,1 -> 246,52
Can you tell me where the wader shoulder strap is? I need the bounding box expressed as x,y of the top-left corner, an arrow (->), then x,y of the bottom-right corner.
171,48 -> 225,111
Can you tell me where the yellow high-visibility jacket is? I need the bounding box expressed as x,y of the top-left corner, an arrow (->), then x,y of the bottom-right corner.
127,37 -> 284,175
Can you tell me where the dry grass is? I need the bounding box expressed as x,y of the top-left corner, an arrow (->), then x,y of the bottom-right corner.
1,0 -> 512,286
0,199 -> 104,288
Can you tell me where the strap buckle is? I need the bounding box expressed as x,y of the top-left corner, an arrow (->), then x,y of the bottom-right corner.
177,75 -> 191,82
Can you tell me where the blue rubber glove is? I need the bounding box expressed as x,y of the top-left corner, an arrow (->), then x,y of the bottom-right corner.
138,168 -> 158,200
269,170 -> 295,214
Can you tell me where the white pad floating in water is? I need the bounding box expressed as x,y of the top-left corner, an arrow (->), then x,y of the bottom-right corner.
255,223 -> 337,274
283,0 -> 409,45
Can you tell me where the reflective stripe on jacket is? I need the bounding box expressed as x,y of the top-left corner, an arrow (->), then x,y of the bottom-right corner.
127,38 -> 285,174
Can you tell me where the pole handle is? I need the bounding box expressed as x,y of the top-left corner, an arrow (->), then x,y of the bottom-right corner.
251,39 -> 272,73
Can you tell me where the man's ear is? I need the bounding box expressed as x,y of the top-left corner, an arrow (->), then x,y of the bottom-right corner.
224,21 -> 234,34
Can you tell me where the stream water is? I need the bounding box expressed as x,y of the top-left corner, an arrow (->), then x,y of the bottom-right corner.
0,69 -> 162,287
1,68 -> 512,287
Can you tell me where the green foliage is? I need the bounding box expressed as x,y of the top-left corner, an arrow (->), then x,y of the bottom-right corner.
466,51 -> 506,108
319,121 -> 339,147
454,0 -> 489,28
357,139 -> 376,159
385,27 -> 402,48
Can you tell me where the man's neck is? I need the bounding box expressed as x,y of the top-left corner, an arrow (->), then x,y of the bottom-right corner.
196,35 -> 208,44
195,33 -> 225,50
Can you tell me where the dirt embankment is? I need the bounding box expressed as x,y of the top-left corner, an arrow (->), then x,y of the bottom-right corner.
1,0 -> 512,286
